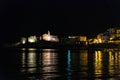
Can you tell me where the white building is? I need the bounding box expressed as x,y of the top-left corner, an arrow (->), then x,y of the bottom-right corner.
42,30 -> 59,42
28,36 -> 37,43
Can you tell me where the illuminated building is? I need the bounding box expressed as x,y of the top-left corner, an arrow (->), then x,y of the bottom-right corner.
68,36 -> 87,41
20,30 -> 59,45
42,30 -> 59,42
107,27 -> 120,44
21,37 -> 27,44
28,36 -> 37,43
68,36 -> 87,45
80,36 -> 87,41
90,27 -> 120,44
97,33 -> 104,43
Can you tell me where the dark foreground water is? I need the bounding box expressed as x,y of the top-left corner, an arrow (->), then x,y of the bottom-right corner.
1,48 -> 120,80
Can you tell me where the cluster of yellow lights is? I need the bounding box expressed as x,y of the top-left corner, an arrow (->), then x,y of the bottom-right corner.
93,38 -> 103,44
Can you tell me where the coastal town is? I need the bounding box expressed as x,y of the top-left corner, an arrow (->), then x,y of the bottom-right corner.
8,27 -> 120,49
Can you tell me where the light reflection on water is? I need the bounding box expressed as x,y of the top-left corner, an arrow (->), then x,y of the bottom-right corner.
21,48 -> 59,80
20,48 -> 120,80
94,51 -> 103,77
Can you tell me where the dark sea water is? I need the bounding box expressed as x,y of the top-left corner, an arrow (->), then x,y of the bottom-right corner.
1,48 -> 120,80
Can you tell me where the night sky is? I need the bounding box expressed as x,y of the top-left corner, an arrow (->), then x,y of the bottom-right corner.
1,0 -> 120,43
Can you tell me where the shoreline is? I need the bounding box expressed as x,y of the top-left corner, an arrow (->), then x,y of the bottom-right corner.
3,41 -> 120,50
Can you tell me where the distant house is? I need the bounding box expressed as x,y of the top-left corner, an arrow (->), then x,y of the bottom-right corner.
67,35 -> 87,45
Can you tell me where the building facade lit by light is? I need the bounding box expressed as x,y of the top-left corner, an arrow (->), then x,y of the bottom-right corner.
42,30 -> 59,42
20,30 -> 59,45
89,27 -> 120,44
68,36 -> 88,45
21,37 -> 27,44
28,36 -> 37,43
68,36 -> 87,41
80,36 -> 87,41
